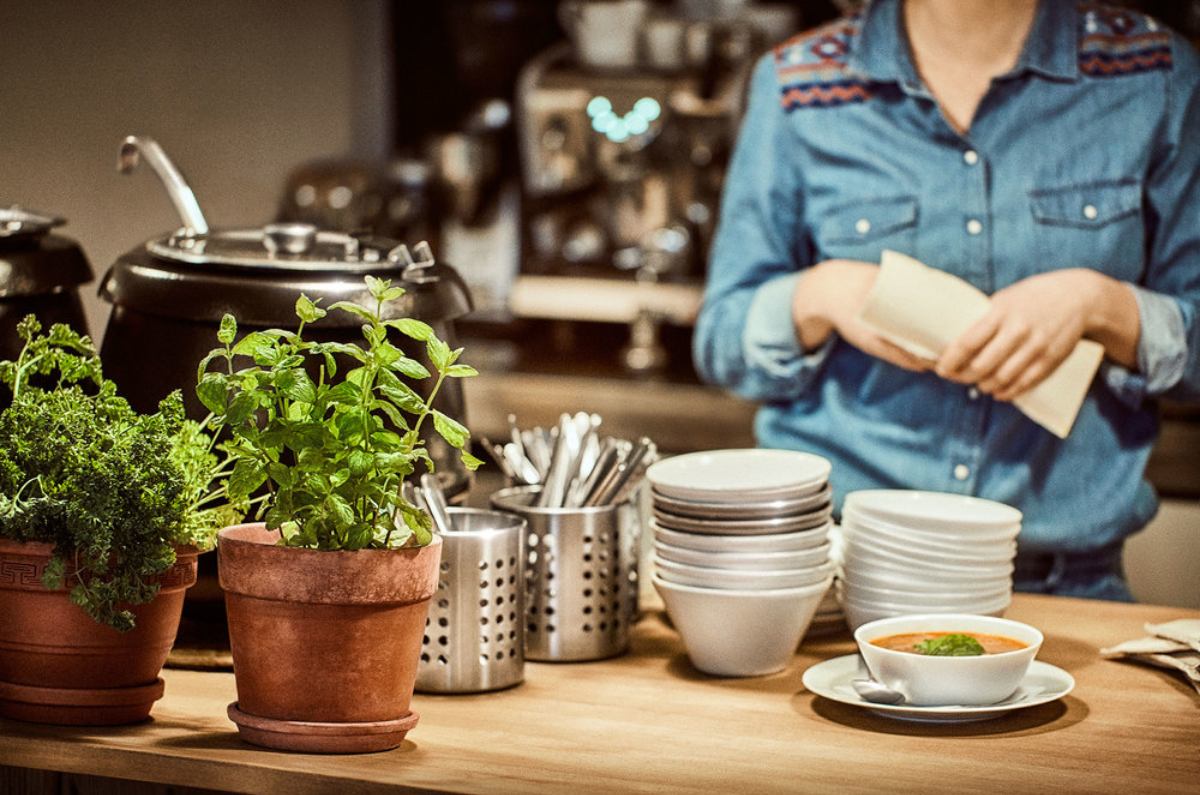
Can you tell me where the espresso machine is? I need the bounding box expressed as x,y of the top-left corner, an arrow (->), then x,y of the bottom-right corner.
514,1 -> 798,371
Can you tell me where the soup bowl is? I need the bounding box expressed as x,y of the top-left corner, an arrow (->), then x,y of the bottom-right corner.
853,613 -> 1043,706
656,557 -> 834,590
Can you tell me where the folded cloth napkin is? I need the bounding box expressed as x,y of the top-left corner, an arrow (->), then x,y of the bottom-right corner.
1100,618 -> 1200,695
859,251 -> 1104,439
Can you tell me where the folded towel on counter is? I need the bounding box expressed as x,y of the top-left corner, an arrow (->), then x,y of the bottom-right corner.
859,250 -> 1104,439
1100,618 -> 1200,695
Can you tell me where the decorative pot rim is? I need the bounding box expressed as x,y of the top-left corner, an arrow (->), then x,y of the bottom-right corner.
0,539 -> 199,593
217,522 -> 442,606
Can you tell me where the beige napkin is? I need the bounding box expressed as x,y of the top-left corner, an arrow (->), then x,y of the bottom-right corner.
859,251 -> 1104,439
1101,619 -> 1200,695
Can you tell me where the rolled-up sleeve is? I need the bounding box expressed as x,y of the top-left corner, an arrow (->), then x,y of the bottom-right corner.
1114,34 -> 1200,405
693,55 -> 828,402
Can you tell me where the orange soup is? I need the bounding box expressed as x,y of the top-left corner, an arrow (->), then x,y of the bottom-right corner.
871,631 -> 1027,655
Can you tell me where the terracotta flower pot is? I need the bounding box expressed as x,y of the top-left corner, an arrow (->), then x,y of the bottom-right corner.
0,539 -> 198,725
218,523 -> 443,753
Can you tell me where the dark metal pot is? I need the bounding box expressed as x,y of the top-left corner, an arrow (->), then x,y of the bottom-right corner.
0,207 -> 92,363
98,137 -> 474,496
97,138 -> 476,650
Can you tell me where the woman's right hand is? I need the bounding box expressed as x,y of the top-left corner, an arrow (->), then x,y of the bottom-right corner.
791,259 -> 933,373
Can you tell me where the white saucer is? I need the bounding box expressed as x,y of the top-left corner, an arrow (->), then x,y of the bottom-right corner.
646,449 -> 831,503
801,654 -> 1075,723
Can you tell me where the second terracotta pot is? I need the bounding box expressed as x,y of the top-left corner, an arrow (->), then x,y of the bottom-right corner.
0,539 -> 198,725
218,523 -> 442,753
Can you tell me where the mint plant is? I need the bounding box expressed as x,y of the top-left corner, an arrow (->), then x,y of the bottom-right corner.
0,317 -> 230,630
197,275 -> 481,551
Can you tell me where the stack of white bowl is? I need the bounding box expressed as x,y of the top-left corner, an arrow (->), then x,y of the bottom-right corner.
837,490 -> 1022,630
646,449 -> 837,677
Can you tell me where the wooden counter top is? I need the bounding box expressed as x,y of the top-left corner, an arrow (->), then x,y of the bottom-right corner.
1,594 -> 1197,795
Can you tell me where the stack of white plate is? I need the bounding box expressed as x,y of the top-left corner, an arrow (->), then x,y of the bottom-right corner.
837,490 -> 1022,630
645,449 -> 838,676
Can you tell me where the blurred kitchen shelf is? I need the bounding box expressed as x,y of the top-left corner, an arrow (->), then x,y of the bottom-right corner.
509,274 -> 704,326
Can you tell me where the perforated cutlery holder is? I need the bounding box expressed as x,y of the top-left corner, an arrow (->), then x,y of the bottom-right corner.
415,508 -> 527,694
491,485 -> 640,662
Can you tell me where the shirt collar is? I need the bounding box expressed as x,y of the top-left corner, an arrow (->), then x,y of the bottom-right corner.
848,0 -> 1080,87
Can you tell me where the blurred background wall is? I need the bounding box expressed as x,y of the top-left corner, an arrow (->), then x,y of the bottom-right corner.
0,0 -> 391,336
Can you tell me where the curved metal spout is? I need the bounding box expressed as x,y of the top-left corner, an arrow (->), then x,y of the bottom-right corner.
118,135 -> 209,235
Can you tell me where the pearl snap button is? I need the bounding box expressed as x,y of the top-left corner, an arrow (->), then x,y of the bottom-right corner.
963,149 -> 979,165
966,218 -> 983,235
954,464 -> 971,481
855,218 -> 871,235
968,387 -> 980,400
1083,204 -> 1099,220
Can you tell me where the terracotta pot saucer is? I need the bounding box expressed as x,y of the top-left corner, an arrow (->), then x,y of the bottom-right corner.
226,702 -> 419,754
0,677 -> 165,725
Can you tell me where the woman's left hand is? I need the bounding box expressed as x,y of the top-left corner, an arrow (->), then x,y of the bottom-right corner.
935,269 -> 1103,401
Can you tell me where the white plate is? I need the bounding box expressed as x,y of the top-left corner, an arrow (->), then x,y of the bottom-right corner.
654,540 -> 833,571
845,490 -> 1022,530
802,655 -> 1074,723
656,557 -> 834,590
654,505 -> 833,535
652,521 -> 831,553
651,484 -> 833,520
647,449 -> 831,503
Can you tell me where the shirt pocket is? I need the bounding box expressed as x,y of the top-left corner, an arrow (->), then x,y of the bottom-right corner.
1027,179 -> 1145,281
813,196 -> 919,263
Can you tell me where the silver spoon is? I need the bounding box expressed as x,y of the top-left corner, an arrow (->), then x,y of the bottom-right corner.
852,677 -> 906,705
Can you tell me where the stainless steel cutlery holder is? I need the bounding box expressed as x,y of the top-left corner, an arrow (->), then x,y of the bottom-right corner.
416,508 -> 528,694
491,485 -> 640,662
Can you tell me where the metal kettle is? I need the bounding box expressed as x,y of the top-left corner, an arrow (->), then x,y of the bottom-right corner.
97,136 -> 475,499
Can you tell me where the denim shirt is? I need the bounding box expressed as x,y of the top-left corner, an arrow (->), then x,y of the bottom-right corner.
694,0 -> 1200,554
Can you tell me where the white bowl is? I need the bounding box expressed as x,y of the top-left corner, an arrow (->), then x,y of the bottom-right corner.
844,508 -> 1020,546
653,540 -> 832,571
652,484 -> 833,520
854,613 -> 1042,705
842,580 -> 1011,606
842,527 -> 1016,567
841,540 -> 1016,577
654,575 -> 832,676
841,599 -> 1011,633
841,565 -> 1011,594
844,490 -> 1022,532
646,449 -> 831,503
652,521 -> 831,553
656,557 -> 834,590
653,506 -> 833,536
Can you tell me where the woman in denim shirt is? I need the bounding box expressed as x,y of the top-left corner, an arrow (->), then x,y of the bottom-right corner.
695,0 -> 1200,600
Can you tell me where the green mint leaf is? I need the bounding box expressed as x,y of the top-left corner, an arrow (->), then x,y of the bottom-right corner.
426,337 -> 452,372
328,301 -> 376,324
196,374 -> 227,414
378,381 -> 426,415
228,458 -> 267,500
390,357 -> 431,380
364,275 -> 387,300
231,331 -> 274,359
225,393 -> 258,426
446,364 -> 478,378
281,369 -> 317,404
432,410 -> 469,449
381,286 -> 406,302
461,450 -> 485,471
384,318 -> 433,341
324,380 -> 361,406
295,294 -> 327,324
218,314 -> 238,345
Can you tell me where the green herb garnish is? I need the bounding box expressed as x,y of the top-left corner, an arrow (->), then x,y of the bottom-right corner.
913,633 -> 986,656
198,275 -> 481,552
